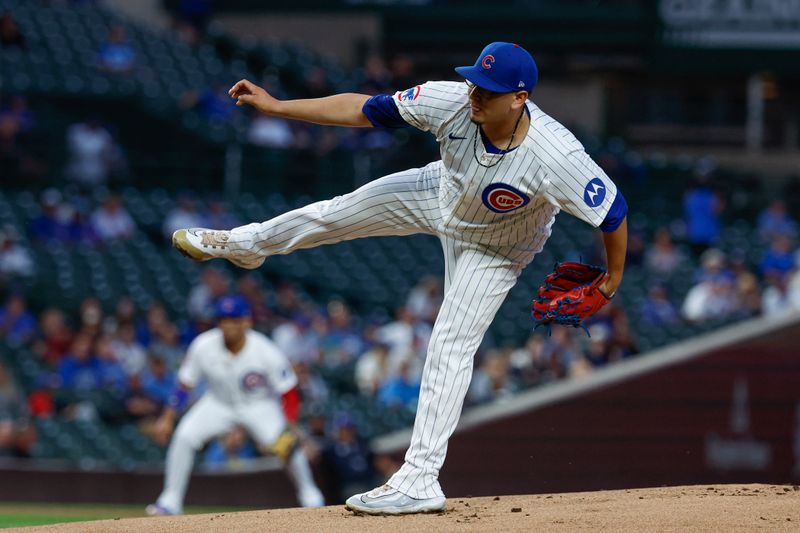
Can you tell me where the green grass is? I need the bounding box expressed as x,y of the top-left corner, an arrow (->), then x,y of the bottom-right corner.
0,503 -> 256,529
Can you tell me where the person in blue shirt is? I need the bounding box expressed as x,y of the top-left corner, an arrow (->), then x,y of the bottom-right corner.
95,335 -> 128,396
141,355 -> 176,407
97,26 -> 135,73
377,360 -> 420,411
760,234 -> 796,276
0,294 -> 36,347
57,334 -> 101,391
684,178 -> 724,255
203,426 -> 257,470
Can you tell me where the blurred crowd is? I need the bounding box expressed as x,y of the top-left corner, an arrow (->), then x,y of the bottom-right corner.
3,1 -> 800,489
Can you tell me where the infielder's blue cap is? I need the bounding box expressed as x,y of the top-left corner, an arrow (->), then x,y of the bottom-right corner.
214,295 -> 251,319
455,42 -> 538,93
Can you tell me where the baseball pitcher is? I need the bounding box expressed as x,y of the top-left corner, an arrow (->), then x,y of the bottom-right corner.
172,42 -> 628,514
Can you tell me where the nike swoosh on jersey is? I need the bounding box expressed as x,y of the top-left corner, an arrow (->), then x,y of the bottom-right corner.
448,133 -> 467,140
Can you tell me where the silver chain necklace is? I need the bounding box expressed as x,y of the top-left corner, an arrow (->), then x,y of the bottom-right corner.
472,109 -> 525,169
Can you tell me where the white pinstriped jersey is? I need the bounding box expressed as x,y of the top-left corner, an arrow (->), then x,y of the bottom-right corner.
178,329 -> 297,406
393,81 -> 617,250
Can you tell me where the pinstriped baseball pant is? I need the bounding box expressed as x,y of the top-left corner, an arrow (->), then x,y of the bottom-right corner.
228,162 -> 526,499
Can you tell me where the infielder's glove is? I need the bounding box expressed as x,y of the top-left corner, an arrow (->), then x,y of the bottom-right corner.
269,427 -> 299,462
531,261 -> 612,333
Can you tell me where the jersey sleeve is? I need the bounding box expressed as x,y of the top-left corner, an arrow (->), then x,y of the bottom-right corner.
543,148 -> 619,228
362,94 -> 408,129
392,81 -> 468,138
261,338 -> 298,395
177,339 -> 203,388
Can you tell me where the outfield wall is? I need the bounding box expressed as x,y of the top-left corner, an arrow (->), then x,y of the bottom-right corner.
375,313 -> 800,496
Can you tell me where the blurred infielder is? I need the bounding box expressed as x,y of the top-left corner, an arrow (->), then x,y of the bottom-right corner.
173,42 -> 628,514
146,295 -> 324,515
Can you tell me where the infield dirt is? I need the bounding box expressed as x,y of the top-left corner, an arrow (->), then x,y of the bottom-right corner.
10,484 -> 800,532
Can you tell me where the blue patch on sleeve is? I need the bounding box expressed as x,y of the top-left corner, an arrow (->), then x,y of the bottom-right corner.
167,387 -> 189,411
362,94 -> 409,129
599,190 -> 627,233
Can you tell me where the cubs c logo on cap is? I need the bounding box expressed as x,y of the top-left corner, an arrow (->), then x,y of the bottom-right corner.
481,55 -> 495,69
482,183 -> 530,213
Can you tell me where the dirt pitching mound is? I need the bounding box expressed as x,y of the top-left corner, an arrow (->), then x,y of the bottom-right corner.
13,484 -> 800,532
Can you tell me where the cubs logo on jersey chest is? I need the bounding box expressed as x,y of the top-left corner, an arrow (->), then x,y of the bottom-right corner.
481,183 -> 530,213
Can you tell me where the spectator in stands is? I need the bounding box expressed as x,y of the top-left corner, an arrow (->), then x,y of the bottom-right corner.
0,95 -> 35,134
125,374 -> 162,425
468,350 -> 516,405
163,196 -> 205,239
695,248 -> 728,283
730,253 -> 762,317
65,118 -> 124,187
171,0 -> 212,44
645,227 -> 684,278
112,323 -> 147,377
141,356 -> 176,407
303,66 -> 332,100
320,413 -> 378,503
319,300 -> 363,367
34,308 -> 73,367
684,173 -> 724,255
235,275 -> 272,331
762,271 -> 794,318
605,311 -> 639,361
377,359 -> 420,410
187,267 -> 229,321
149,322 -> 183,370
360,56 -> 393,95
292,361 -> 328,406
107,297 -> 136,332
640,285 -> 680,325
95,334 -> 128,395
249,115 -> 294,149
0,294 -> 36,347
272,314 -> 319,365
78,297 -> 104,338
0,11 -> 25,50
273,283 -> 303,322
97,25 -> 136,73
541,327 -> 578,379
406,276 -> 442,324
90,194 -> 136,241
0,362 -> 36,458
203,426 -> 257,470
0,225 -> 33,279
376,307 -> 417,371
509,334 -> 553,388
57,333 -> 101,391
136,302 -> 169,347
355,342 -> 392,396
390,54 -> 417,87
0,93 -> 45,186
760,234 -> 796,276
584,324 -> 614,367
681,272 -> 738,323
30,189 -> 65,242
206,201 -> 240,231
184,84 -> 236,123
758,200 -> 797,241
625,229 -> 645,268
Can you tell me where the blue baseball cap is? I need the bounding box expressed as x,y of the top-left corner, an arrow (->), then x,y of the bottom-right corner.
214,295 -> 251,319
455,42 -> 538,93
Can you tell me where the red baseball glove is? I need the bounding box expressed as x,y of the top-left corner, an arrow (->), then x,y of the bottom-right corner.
531,262 -> 613,332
